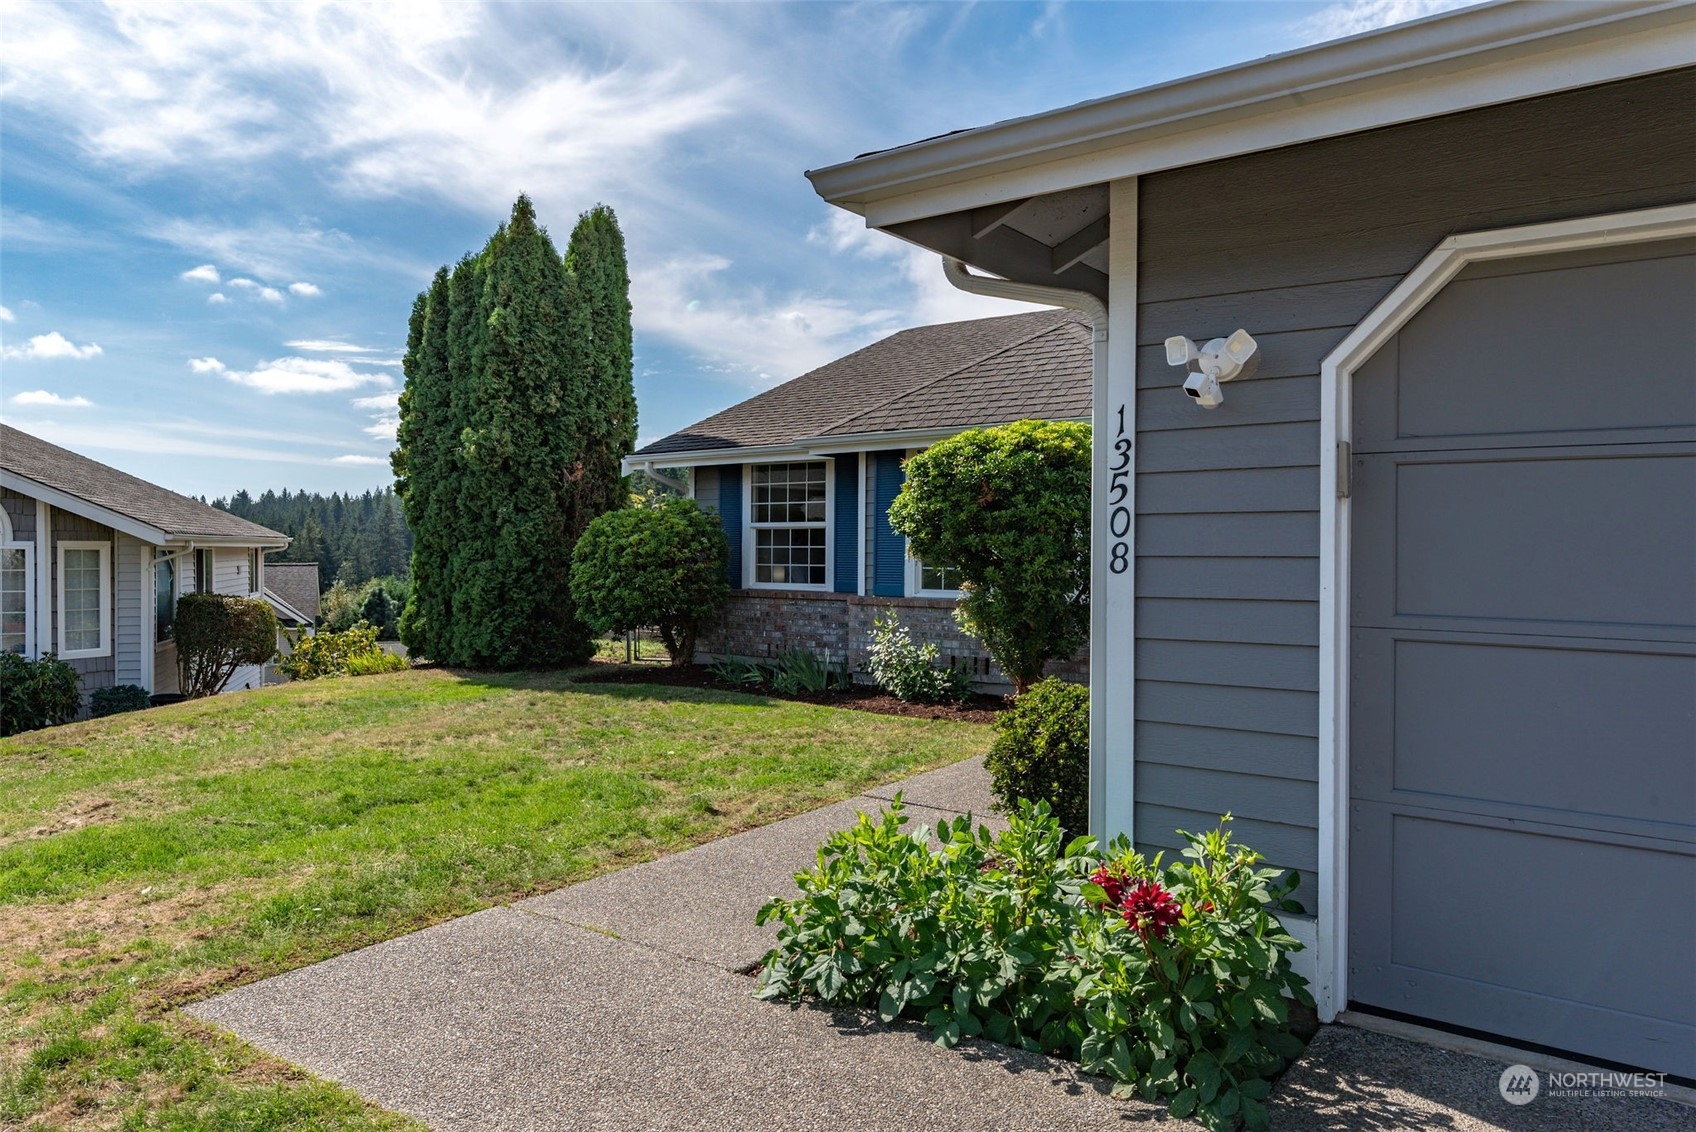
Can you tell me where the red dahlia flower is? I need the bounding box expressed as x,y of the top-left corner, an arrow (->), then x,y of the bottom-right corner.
1089,864 -> 1127,907
1122,880 -> 1182,941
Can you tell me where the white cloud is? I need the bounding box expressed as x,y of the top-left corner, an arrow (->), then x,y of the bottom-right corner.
180,263 -> 220,283
2,331 -> 104,361
0,3 -> 744,220
190,355 -> 394,395
9,390 -> 94,408
0,306 -> 14,323
351,391 -> 402,441
258,286 -> 284,303
332,454 -> 388,466
1298,0 -> 1472,41
207,292 -> 229,304
287,339 -> 379,354
288,281 -> 321,297
227,277 -> 259,290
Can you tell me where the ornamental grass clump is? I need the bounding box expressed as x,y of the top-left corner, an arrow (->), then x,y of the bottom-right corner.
755,801 -> 1311,1131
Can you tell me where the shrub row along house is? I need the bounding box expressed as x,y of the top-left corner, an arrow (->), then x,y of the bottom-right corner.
0,424 -> 300,706
796,1 -> 1694,1081
624,308 -> 1091,690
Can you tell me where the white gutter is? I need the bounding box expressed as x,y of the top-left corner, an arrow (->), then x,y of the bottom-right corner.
808,0 -> 1695,226
941,256 -> 1106,340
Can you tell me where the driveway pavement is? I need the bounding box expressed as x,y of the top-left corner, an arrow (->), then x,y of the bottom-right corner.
190,756 -> 1691,1131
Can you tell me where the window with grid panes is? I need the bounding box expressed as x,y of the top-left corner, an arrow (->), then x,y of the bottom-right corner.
750,461 -> 828,586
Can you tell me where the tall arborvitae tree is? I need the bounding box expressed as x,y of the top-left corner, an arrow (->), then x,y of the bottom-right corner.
563,205 -> 638,544
396,267 -> 456,660
395,195 -> 630,668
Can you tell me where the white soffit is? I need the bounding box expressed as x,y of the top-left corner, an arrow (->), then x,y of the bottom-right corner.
807,0 -> 1696,227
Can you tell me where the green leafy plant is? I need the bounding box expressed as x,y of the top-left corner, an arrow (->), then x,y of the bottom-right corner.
863,610 -> 972,704
175,593 -> 279,698
90,684 -> 151,719
755,803 -> 1310,1131
279,622 -> 402,680
707,655 -> 767,687
769,648 -> 844,695
570,497 -> 730,665
0,651 -> 81,736
985,676 -> 1089,838
888,420 -> 1090,693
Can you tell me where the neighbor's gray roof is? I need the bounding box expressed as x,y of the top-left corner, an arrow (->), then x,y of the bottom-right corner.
634,308 -> 1089,457
0,423 -> 287,542
263,562 -> 322,621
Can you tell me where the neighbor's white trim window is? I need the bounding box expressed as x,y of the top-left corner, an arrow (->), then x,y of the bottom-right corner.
1,543 -> 32,655
57,540 -> 111,659
906,544 -> 963,598
745,460 -> 833,589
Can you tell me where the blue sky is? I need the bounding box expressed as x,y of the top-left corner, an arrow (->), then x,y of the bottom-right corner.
0,0 -> 1463,499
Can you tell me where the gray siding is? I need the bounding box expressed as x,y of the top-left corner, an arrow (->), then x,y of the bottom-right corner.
1131,68 -> 1696,902
49,510 -> 116,697
114,535 -> 144,686
1,488 -> 35,541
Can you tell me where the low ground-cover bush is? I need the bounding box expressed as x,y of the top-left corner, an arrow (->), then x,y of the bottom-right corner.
986,676 -> 1089,837
0,652 -> 80,735
864,610 -> 972,704
756,802 -> 1310,1131
280,622 -> 406,680
90,684 -> 151,718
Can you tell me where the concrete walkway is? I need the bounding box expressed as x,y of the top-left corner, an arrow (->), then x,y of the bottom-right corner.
191,758 -> 1690,1131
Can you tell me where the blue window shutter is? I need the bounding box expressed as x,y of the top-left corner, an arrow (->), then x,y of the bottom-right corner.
833,454 -> 859,593
872,452 -> 905,597
718,464 -> 743,587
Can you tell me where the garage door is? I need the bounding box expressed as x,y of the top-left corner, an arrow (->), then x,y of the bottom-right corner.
1348,237 -> 1696,1077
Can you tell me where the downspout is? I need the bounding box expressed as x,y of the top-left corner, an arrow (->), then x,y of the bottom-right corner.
940,256 -> 1111,841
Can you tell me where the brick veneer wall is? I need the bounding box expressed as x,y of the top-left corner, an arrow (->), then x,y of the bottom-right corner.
695,589 -> 1088,693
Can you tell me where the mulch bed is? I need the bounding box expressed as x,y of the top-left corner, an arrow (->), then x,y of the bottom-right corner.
573,661 -> 1006,724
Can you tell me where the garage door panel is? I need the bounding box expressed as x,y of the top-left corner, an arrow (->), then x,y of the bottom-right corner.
1355,637 -> 1696,827
1348,237 -> 1696,1075
1350,807 -> 1696,1076
1352,243 -> 1696,447
1352,449 -> 1696,631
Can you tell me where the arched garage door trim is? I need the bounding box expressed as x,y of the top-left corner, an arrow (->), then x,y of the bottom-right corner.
1312,200 -> 1696,1024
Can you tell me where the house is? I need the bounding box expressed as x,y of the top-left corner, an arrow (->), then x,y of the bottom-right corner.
261,561 -> 321,683
624,308 -> 1091,688
0,423 -> 289,704
806,0 -> 1695,1079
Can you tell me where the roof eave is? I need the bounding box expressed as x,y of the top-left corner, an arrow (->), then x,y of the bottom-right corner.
808,0 -> 1696,227
0,470 -> 170,545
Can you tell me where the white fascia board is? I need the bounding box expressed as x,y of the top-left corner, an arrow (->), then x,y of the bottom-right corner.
624,444 -> 811,472
0,471 -> 169,545
262,590 -> 313,626
169,534 -> 290,550
809,1 -> 1695,227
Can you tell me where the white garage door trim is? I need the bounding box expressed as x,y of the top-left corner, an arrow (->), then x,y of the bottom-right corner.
1312,200 -> 1696,1025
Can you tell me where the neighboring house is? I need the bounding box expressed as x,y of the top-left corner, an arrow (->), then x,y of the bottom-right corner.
262,561 -> 321,683
807,1 -> 1695,1079
0,423 -> 289,705
624,308 -> 1091,688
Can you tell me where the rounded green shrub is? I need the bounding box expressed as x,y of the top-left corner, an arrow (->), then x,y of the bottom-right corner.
569,498 -> 729,665
985,676 -> 1089,837
0,652 -> 81,735
888,420 -> 1090,693
175,593 -> 279,698
90,684 -> 151,718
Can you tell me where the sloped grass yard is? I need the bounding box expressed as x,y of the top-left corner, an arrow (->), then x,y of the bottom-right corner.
0,668 -> 990,1130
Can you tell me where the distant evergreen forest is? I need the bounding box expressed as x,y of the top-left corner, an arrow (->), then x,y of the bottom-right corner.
213,487 -> 412,590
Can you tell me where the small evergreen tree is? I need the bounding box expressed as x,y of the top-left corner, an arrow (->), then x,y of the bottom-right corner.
570,498 -> 728,665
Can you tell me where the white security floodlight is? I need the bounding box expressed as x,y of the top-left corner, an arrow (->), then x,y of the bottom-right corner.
1165,329 -> 1258,408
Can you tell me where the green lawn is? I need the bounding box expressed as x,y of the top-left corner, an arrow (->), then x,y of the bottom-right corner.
0,667 -> 991,1130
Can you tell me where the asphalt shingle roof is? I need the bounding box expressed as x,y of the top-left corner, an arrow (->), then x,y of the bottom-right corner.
634,308 -> 1089,457
263,562 -> 322,621
0,423 -> 287,542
